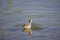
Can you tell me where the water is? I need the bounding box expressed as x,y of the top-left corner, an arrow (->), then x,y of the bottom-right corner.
0,0 -> 60,40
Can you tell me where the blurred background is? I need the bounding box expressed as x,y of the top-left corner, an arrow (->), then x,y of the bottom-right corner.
0,0 -> 60,40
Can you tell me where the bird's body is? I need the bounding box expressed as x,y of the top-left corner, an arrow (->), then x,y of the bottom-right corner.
23,23 -> 31,29
22,19 -> 32,35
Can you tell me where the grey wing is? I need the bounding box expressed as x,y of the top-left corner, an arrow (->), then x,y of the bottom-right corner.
23,24 -> 25,27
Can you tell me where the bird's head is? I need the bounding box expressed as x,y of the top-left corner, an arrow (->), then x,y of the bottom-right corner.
29,19 -> 32,23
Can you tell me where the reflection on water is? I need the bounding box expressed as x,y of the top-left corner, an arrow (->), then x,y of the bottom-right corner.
0,0 -> 60,40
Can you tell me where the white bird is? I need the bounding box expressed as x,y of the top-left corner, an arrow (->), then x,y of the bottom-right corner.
22,19 -> 32,35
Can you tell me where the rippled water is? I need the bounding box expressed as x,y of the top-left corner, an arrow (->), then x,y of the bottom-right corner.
0,0 -> 60,40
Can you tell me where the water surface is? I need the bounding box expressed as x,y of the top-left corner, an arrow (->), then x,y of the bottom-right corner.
0,0 -> 60,40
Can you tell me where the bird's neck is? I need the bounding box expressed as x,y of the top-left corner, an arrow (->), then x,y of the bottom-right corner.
29,22 -> 32,24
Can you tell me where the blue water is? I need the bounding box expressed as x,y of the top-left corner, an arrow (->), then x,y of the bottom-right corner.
0,0 -> 60,40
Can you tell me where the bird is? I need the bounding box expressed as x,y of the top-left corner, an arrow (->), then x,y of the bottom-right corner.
22,19 -> 32,36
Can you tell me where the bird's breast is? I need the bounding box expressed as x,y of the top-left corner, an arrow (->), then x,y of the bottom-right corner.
23,23 -> 31,28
